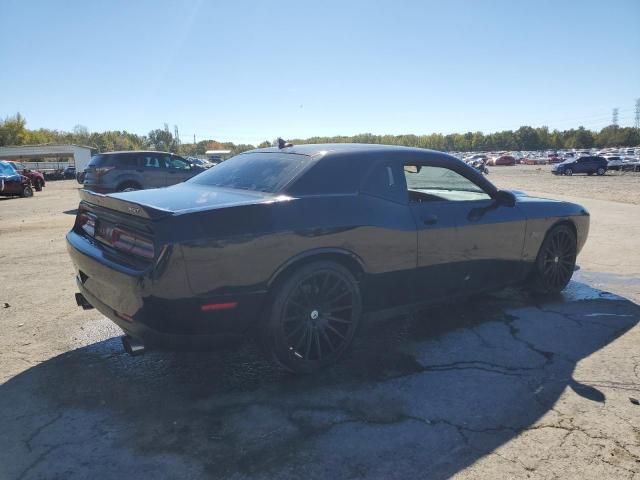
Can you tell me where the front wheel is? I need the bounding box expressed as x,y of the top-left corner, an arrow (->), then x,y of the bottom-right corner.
527,224 -> 577,294
20,185 -> 34,198
564,168 -> 573,176
262,261 -> 362,373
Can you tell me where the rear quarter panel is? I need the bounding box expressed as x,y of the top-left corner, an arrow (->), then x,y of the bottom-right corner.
176,194 -> 417,308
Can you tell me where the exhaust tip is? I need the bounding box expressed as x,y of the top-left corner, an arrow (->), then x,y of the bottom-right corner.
121,335 -> 145,356
74,292 -> 94,310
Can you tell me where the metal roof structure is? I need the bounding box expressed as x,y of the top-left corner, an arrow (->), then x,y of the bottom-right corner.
0,144 -> 93,159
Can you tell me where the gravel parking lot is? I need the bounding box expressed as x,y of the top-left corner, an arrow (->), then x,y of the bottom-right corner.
1,168 -> 639,480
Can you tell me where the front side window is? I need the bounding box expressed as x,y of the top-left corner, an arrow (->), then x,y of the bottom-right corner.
404,165 -> 491,202
169,156 -> 191,170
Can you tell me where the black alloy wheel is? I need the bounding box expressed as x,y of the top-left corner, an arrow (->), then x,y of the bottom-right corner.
596,167 -> 605,176
264,261 -> 361,373
528,225 -> 577,294
564,168 -> 573,176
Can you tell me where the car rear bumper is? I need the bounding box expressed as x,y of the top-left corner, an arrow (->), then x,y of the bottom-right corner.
66,231 -> 267,350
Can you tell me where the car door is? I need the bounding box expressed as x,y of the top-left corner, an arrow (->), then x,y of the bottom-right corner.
576,157 -> 589,173
403,161 -> 526,298
165,155 -> 195,185
139,153 -> 168,188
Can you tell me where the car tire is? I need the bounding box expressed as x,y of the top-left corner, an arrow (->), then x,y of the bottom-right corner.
527,224 -> 577,295
34,179 -> 43,191
564,168 -> 573,176
596,167 -> 605,176
117,182 -> 142,192
262,261 -> 362,373
20,185 -> 34,198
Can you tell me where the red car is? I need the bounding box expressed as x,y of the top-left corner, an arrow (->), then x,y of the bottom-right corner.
7,161 -> 46,191
0,161 -> 34,197
487,155 -> 516,166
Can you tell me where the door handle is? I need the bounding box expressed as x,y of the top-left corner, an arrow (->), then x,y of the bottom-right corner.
422,214 -> 438,225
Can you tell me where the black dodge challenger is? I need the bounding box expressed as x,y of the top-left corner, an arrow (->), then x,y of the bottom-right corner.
67,144 -> 589,372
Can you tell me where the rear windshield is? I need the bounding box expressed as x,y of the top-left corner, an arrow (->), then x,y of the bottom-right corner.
189,152 -> 313,193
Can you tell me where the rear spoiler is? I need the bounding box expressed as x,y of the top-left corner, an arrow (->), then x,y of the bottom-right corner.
78,189 -> 173,220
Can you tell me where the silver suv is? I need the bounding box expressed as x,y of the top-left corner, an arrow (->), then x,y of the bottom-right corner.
83,151 -> 206,193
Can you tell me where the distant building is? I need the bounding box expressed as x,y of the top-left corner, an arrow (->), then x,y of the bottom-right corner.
0,144 -> 93,171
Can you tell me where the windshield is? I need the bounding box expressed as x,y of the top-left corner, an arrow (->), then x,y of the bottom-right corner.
189,152 -> 313,193
0,162 -> 17,175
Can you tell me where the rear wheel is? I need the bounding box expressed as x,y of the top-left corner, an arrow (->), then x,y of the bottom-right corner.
564,168 -> 573,176
596,167 -> 605,176
34,179 -> 43,191
262,261 -> 362,373
527,225 -> 577,294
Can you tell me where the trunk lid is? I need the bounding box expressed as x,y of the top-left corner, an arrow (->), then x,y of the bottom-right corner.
100,183 -> 282,217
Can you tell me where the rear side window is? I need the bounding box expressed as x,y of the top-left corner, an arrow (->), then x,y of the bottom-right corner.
361,162 -> 406,203
88,154 -> 113,167
288,154 -> 366,195
140,154 -> 167,169
115,154 -> 140,168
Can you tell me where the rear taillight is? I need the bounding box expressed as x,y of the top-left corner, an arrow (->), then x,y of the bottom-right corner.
76,210 -> 96,237
95,166 -> 114,177
75,208 -> 155,260
96,223 -> 155,260
110,227 -> 155,259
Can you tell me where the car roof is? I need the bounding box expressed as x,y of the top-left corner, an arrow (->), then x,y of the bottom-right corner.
246,143 -> 450,160
97,150 -> 178,155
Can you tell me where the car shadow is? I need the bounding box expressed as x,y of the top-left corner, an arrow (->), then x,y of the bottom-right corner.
1,281 -> 638,479
62,209 -> 78,215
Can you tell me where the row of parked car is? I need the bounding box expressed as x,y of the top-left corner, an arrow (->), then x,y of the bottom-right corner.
0,161 -> 39,198
461,149 -> 640,176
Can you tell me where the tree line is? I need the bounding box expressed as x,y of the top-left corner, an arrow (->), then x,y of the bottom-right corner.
0,113 -> 638,156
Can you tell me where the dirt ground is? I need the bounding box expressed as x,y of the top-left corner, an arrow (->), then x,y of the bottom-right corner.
0,171 -> 639,480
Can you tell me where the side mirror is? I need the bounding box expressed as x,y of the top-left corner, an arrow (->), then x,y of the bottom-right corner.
495,189 -> 516,207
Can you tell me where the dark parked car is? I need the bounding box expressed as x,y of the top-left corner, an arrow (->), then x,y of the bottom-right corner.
68,144 -> 589,372
83,151 -> 206,193
63,165 -> 76,179
7,161 -> 46,191
0,161 -> 34,197
551,156 -> 607,176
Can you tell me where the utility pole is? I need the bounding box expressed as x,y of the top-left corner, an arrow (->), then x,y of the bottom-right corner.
193,133 -> 196,145
174,125 -> 180,146
635,99 -> 640,130
612,108 -> 619,127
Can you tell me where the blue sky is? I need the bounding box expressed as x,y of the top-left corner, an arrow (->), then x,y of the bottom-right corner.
1,0 -> 638,145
